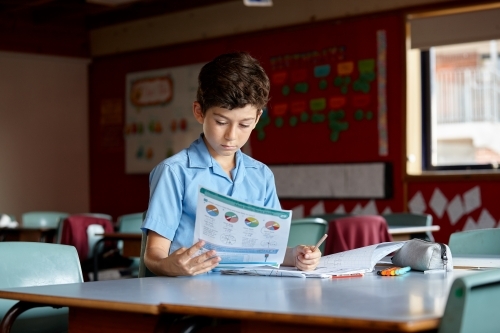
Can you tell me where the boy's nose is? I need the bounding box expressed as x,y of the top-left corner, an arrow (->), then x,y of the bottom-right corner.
225,125 -> 237,140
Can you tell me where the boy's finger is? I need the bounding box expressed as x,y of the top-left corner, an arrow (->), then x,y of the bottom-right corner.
184,240 -> 205,258
191,256 -> 221,275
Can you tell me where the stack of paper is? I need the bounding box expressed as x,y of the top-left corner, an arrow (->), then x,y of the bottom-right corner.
221,242 -> 406,278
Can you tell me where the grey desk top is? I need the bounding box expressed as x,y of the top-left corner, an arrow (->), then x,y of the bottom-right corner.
388,225 -> 440,234
0,268 -> 478,328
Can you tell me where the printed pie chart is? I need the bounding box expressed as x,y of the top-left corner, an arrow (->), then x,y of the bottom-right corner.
265,221 -> 280,230
225,212 -> 238,223
206,204 -> 219,217
245,217 -> 259,228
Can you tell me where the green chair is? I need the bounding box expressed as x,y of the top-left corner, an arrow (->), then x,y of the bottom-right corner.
287,218 -> 328,253
0,242 -> 83,333
448,228 -> 500,255
438,269 -> 500,333
22,211 -> 69,229
383,213 -> 434,241
138,228 -> 156,277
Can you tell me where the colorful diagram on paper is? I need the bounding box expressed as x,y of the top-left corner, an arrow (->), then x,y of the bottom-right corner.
206,205 -> 219,217
225,212 -> 238,223
265,221 -> 280,231
245,217 -> 259,228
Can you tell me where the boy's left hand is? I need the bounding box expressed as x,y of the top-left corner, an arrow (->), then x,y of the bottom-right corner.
293,245 -> 321,271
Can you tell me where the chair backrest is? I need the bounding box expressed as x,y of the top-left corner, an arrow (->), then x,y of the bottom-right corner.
56,213 -> 112,244
22,211 -> 69,229
287,218 -> 328,253
117,213 -> 144,234
324,215 -> 392,255
0,242 -> 83,333
383,213 -> 434,241
439,269 -> 500,333
448,228 -> 500,255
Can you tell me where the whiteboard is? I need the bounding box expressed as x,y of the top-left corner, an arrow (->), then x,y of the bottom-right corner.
270,163 -> 388,199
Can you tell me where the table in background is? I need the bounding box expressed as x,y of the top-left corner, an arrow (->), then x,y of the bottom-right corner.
0,227 -> 57,243
96,233 -> 142,257
0,269 -> 478,333
388,225 -> 440,241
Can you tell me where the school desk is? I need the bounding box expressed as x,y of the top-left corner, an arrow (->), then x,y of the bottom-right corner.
0,269 -> 479,333
453,254 -> 500,269
0,227 -> 57,243
388,225 -> 440,241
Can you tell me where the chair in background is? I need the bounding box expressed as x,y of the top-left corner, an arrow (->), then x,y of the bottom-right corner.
323,215 -> 392,255
448,228 -> 500,255
56,213 -> 112,244
438,269 -> 500,333
92,213 -> 143,281
0,242 -> 83,333
383,213 -> 434,241
287,218 -> 328,253
21,211 -> 69,242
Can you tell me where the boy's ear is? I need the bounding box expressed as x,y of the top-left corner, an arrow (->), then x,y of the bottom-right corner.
253,109 -> 263,128
193,102 -> 204,124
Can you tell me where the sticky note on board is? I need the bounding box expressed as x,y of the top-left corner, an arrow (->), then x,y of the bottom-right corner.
337,62 -> 354,75
314,64 -> 331,78
294,82 -> 309,93
358,59 -> 375,73
272,71 -> 287,85
272,103 -> 288,116
329,96 -> 346,109
310,98 -> 326,111
291,100 -> 307,114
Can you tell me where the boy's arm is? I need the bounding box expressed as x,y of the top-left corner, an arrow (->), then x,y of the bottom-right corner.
282,246 -> 321,271
144,231 -> 220,276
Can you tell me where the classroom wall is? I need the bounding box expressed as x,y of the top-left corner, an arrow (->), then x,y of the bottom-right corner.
88,11 -> 405,219
0,51 -> 90,221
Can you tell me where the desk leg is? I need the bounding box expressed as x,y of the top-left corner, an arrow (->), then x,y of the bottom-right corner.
69,308 -> 160,333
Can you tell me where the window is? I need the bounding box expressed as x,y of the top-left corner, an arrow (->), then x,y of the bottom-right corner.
406,5 -> 500,173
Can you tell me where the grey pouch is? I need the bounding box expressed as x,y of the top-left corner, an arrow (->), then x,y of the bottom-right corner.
391,238 -> 453,272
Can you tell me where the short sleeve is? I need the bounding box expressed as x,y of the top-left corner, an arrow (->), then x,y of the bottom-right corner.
264,168 -> 281,210
142,163 -> 184,241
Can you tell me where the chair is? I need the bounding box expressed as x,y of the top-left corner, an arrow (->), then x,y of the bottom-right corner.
21,211 -> 69,242
438,269 -> 500,333
139,228 -> 156,278
448,228 -> 500,255
21,211 -> 69,229
383,213 -> 434,241
287,218 -> 328,253
0,242 -> 83,333
56,213 -> 112,244
323,215 -> 392,255
92,213 -> 143,281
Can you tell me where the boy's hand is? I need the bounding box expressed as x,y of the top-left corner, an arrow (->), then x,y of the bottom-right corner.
292,245 -> 321,271
161,240 -> 220,276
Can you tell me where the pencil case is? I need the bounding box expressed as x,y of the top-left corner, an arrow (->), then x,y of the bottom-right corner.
391,239 -> 453,272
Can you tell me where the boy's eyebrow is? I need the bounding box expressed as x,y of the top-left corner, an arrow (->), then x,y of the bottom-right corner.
212,112 -> 255,121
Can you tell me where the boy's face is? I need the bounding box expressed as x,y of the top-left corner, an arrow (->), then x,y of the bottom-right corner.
193,102 -> 262,162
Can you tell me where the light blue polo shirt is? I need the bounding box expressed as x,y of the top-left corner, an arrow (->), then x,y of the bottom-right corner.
142,134 -> 281,254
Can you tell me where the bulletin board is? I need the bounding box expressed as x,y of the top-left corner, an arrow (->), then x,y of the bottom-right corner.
125,64 -> 204,174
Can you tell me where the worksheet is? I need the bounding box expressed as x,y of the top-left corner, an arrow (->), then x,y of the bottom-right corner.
194,186 -> 292,268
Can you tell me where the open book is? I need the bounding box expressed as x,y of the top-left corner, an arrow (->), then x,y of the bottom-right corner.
220,241 -> 406,278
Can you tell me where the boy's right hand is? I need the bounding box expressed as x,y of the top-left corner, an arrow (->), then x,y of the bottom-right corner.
144,231 -> 221,277
161,240 -> 221,276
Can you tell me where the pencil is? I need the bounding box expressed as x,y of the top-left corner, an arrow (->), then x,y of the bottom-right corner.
311,234 -> 328,252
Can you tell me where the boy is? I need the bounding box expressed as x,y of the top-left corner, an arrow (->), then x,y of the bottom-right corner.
142,52 -> 321,276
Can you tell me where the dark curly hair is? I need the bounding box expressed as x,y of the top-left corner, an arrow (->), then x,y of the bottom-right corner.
196,52 -> 270,114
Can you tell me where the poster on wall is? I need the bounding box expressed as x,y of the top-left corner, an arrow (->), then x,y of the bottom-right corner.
125,63 -> 204,174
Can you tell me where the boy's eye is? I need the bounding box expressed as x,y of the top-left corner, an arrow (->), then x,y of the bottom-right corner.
240,124 -> 250,128
216,121 -> 227,126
